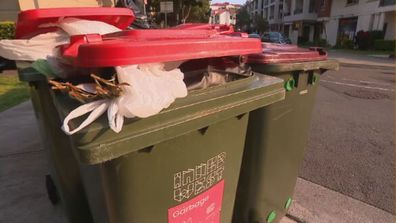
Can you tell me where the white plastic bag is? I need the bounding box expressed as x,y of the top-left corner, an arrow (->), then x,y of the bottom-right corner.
62,63 -> 188,135
61,99 -> 110,135
0,18 -> 121,62
0,31 -> 69,61
116,64 -> 188,118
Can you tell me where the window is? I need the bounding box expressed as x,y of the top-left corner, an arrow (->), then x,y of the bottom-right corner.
278,4 -> 283,18
270,6 -> 275,19
379,0 -> 396,6
309,0 -> 316,13
284,0 -> 291,16
294,0 -> 303,14
346,0 -> 359,5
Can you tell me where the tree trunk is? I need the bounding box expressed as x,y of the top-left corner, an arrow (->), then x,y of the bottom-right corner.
183,5 -> 192,23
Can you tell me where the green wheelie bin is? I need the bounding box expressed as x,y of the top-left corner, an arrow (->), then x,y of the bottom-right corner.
13,8 -> 136,223
13,7 -> 286,223
17,62 -> 94,223
50,29 -> 286,223
233,45 -> 339,223
54,70 -> 285,223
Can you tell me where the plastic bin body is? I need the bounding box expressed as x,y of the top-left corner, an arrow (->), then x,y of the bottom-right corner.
14,8 -> 280,223
45,73 -> 285,223
17,63 -> 94,223
233,48 -> 338,223
14,9 -> 134,222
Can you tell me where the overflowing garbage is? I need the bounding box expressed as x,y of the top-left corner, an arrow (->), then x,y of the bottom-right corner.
9,7 -> 339,223
0,18 -> 188,134
2,9 -> 261,134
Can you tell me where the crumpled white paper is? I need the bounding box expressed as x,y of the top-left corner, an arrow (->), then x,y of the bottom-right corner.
61,63 -> 188,135
44,18 -> 122,36
0,18 -> 121,61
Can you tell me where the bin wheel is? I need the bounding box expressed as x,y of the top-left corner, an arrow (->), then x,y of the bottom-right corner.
45,175 -> 60,205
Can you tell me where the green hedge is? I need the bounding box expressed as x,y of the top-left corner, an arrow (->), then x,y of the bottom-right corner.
341,39 -> 354,49
0,22 -> 15,40
374,39 -> 395,51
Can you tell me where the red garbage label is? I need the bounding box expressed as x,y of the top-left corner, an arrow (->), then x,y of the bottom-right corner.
168,180 -> 225,223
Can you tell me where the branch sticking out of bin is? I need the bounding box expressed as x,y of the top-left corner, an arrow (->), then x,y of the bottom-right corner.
49,74 -> 129,103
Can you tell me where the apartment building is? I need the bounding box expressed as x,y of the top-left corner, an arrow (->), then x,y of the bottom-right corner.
246,0 -> 283,31
246,0 -> 395,45
209,2 -> 241,25
322,0 -> 395,46
282,0 -> 318,44
263,0 -> 284,31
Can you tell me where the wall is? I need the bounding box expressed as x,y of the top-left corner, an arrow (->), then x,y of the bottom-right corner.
324,0 -> 396,45
0,0 -> 20,21
219,11 -> 233,25
384,11 -> 395,39
356,14 -> 371,32
323,18 -> 338,46
19,0 -> 114,10
0,0 -> 113,21
283,0 -> 317,23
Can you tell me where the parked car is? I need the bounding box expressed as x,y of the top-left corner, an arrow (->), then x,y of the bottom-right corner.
262,32 -> 292,44
229,32 -> 249,38
248,33 -> 261,39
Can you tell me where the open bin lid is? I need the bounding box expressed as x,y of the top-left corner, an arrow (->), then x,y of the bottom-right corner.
15,7 -> 135,38
60,32 -> 262,67
104,29 -> 217,40
173,23 -> 235,34
247,44 -> 328,64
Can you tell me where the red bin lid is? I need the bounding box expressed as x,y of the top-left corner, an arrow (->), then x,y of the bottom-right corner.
60,33 -> 262,67
104,29 -> 217,40
15,7 -> 135,38
173,23 -> 235,34
247,43 -> 328,64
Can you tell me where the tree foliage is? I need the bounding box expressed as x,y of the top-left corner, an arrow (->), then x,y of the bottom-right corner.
235,4 -> 269,34
235,5 -> 251,32
147,0 -> 210,26
185,0 -> 210,23
252,15 -> 268,34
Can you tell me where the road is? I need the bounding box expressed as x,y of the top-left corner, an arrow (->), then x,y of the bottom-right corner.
300,64 -> 395,214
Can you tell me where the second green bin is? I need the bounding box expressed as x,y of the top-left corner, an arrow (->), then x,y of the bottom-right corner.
233,46 -> 338,223
52,70 -> 285,223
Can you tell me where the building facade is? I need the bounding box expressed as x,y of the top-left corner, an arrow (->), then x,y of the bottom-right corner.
322,0 -> 395,46
246,0 -> 395,45
282,0 -> 318,44
210,2 -> 241,25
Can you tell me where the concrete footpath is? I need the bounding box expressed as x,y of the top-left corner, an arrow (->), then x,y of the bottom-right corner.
328,50 -> 395,69
0,101 -> 395,223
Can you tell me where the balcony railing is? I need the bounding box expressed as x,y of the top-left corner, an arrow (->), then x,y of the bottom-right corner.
379,0 -> 395,6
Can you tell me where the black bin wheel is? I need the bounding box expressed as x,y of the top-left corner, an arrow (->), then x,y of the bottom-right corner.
45,175 -> 60,205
